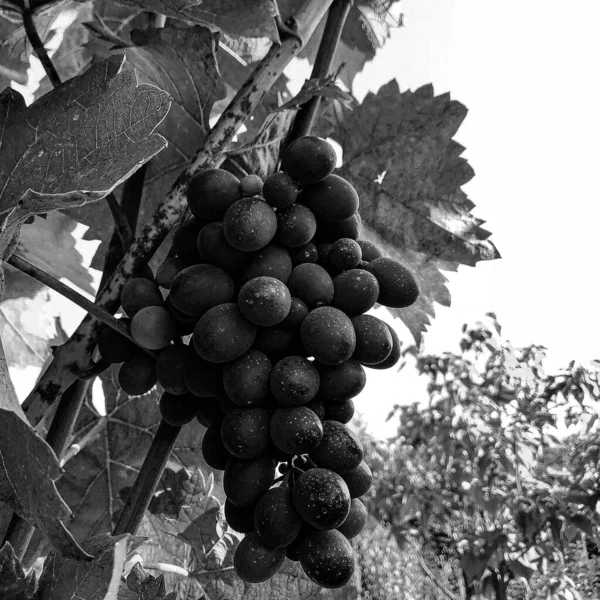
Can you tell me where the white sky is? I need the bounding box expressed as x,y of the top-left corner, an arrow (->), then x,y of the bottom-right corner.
350,0 -> 600,437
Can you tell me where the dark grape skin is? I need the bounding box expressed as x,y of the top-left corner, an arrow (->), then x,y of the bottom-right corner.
187,168 -> 242,220
351,314 -> 393,366
287,263 -> 334,309
316,212 -> 361,242
223,455 -> 276,507
197,222 -> 250,275
238,276 -> 292,327
225,499 -> 256,533
193,303 -> 257,363
279,297 -> 309,331
240,174 -> 263,197
270,406 -> 323,455
300,307 -> 356,366
357,240 -> 384,262
309,420 -> 364,475
292,468 -> 351,530
337,498 -> 367,539
269,356 -> 320,406
288,242 -> 318,266
281,136 -> 336,185
233,531 -> 286,583
202,423 -> 231,470
340,461 -> 373,498
275,204 -> 318,248
156,345 -> 189,395
252,326 -> 298,359
254,486 -> 303,548
299,529 -> 355,589
156,256 -> 184,289
364,257 -> 420,308
299,174 -> 359,222
223,197 -> 278,252
184,354 -> 224,398
318,359 -> 366,401
130,306 -> 177,350
222,350 -> 272,406
121,277 -> 163,317
241,244 -> 292,285
172,217 -> 206,266
159,392 -> 201,426
97,320 -> 140,364
305,396 -> 326,420
220,408 -> 270,459
324,398 -> 354,424
195,396 -> 224,428
262,172 -> 300,209
368,323 -> 401,370
329,238 -> 362,270
332,269 -> 380,316
118,354 -> 157,396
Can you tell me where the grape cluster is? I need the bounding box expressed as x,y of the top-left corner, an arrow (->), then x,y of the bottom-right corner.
96,136 -> 419,589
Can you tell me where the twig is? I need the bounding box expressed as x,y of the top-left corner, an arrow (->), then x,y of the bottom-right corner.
144,561 -> 189,577
288,0 -> 354,141
61,416 -> 107,466
416,551 -> 462,600
113,421 -> 181,535
22,0 -> 61,88
105,193 -> 134,250
6,253 -> 152,356
22,0 -> 334,427
148,13 -> 167,28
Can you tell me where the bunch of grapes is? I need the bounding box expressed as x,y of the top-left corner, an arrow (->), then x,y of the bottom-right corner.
96,136 -> 419,589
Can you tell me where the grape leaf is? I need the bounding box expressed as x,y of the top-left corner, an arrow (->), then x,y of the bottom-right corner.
57,370 -> 217,544
36,533 -> 130,600
0,543 -> 36,600
328,81 -> 500,344
0,52 -> 170,260
118,563 -> 176,600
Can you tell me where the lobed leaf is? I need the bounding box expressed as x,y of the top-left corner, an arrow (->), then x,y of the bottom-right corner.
117,562 -> 176,600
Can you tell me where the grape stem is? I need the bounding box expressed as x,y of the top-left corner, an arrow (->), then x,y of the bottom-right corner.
22,0 -> 335,428
288,0 -> 354,141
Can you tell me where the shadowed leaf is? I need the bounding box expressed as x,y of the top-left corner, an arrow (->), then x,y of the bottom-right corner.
0,543 -> 36,600
118,562 -> 176,599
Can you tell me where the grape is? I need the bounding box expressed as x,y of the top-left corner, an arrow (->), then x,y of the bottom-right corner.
285,532 -> 304,561
193,303 -> 256,363
305,397 -> 326,420
269,356 -> 320,406
289,242 -> 318,266
288,264 -> 334,309
299,529 -> 354,589
253,326 -> 299,359
220,407 -> 270,459
156,345 -> 188,395
368,323 -> 401,370
223,198 -> 277,252
270,406 -> 323,455
187,168 -> 242,220
241,244 -> 292,285
316,212 -> 361,242
195,396 -> 224,428
262,172 -> 300,208
121,277 -> 163,317
329,238 -> 362,270
300,307 -> 356,365
337,498 -> 367,539
324,399 -> 354,424
238,276 -> 292,326
233,531 -> 285,583
223,455 -> 275,506
281,136 -> 336,184
309,420 -> 363,474
351,314 -> 393,365
135,263 -> 155,282
318,360 -> 366,401
254,486 -> 303,547
185,354 -> 224,397
118,354 -> 157,396
225,499 -> 256,533
202,423 -> 231,469
299,174 -> 359,222
169,264 -> 235,317
331,269 -> 379,316
292,468 -> 350,530
315,242 -> 332,267
240,174 -> 263,197
275,204 -> 317,248
156,257 -> 184,289
97,321 -> 139,363
222,350 -> 272,406
197,222 -> 250,275
341,461 -> 373,498
131,306 -> 176,350
172,217 -> 205,266
357,240 -> 384,262
279,297 -> 309,331
364,257 -> 420,308
159,392 -> 201,426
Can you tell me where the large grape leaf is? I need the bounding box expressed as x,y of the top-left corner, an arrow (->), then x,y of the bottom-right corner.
0,543 -> 36,600
0,52 -> 170,260
117,563 -> 177,600
58,369 -> 217,544
327,81 -> 500,344
36,533 -> 130,599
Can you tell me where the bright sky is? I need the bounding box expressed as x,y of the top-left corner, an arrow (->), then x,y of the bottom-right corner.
349,0 -> 600,436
